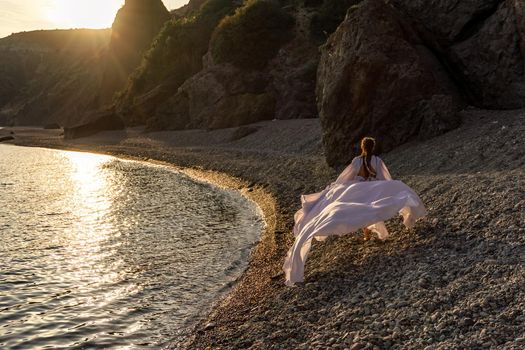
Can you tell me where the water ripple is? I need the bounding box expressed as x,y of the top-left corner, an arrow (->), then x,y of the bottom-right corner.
0,145 -> 263,349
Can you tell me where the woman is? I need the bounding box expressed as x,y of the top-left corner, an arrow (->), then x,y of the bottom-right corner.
283,137 -> 426,286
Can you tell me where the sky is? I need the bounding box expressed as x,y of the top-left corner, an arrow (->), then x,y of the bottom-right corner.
0,0 -> 189,38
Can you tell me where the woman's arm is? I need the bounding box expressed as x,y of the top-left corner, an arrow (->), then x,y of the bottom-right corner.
334,157 -> 360,184
376,157 -> 393,180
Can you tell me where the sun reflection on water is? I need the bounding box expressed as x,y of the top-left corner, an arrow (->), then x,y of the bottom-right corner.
60,152 -> 136,290
66,151 -> 111,215
56,152 -> 144,318
0,145 -> 263,349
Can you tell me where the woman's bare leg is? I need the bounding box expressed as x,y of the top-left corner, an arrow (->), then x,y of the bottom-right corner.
363,227 -> 371,241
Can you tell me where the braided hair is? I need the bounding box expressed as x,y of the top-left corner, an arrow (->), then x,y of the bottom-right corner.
360,137 -> 377,179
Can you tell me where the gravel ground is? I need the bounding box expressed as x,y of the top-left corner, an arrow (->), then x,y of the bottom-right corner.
3,108 -> 524,349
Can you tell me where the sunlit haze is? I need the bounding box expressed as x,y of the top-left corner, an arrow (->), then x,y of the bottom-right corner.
0,0 -> 188,38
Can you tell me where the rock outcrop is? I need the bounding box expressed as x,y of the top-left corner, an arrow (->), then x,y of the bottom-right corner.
109,0 -> 170,70
446,1 -> 525,108
114,0 -> 239,126
317,0 -> 462,166
101,0 -> 170,104
153,64 -> 274,130
391,0 -> 525,109
0,136 -> 15,142
389,0 -> 501,43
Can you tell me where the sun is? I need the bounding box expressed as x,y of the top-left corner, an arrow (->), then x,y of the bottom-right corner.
46,0 -> 125,29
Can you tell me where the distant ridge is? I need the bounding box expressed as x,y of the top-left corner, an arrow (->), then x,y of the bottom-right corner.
0,29 -> 111,53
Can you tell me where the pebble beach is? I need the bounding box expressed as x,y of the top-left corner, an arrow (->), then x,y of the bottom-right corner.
3,107 -> 524,349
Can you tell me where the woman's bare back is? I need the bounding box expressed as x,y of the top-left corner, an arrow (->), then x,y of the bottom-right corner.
357,157 -> 376,179
357,164 -> 375,178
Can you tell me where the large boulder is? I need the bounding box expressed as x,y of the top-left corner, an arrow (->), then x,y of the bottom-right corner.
517,0 -> 525,47
317,0 -> 462,166
391,0 -> 525,109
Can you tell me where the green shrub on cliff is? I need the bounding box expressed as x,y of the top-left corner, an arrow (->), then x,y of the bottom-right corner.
210,0 -> 295,70
122,0 -> 236,97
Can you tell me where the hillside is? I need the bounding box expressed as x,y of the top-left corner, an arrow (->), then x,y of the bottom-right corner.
0,0 -> 524,159
0,0 -> 170,128
0,29 -> 111,126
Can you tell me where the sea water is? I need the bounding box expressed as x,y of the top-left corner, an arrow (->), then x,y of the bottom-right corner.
0,145 -> 263,349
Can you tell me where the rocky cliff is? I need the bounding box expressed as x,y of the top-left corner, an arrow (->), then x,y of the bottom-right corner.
115,0 -> 324,130
115,0 -> 525,165
391,0 -> 525,109
1,0 -> 524,165
318,0 -> 525,165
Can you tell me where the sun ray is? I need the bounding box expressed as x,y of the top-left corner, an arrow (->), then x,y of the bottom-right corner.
45,0 -> 125,29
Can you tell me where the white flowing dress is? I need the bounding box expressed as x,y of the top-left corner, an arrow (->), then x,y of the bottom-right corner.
283,156 -> 427,286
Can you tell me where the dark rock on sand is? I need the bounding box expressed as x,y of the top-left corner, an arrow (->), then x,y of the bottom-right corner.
0,135 -> 14,142
64,110 -> 124,139
317,0 -> 462,166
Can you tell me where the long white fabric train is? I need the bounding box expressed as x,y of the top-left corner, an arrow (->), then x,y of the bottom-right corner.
283,156 -> 427,286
